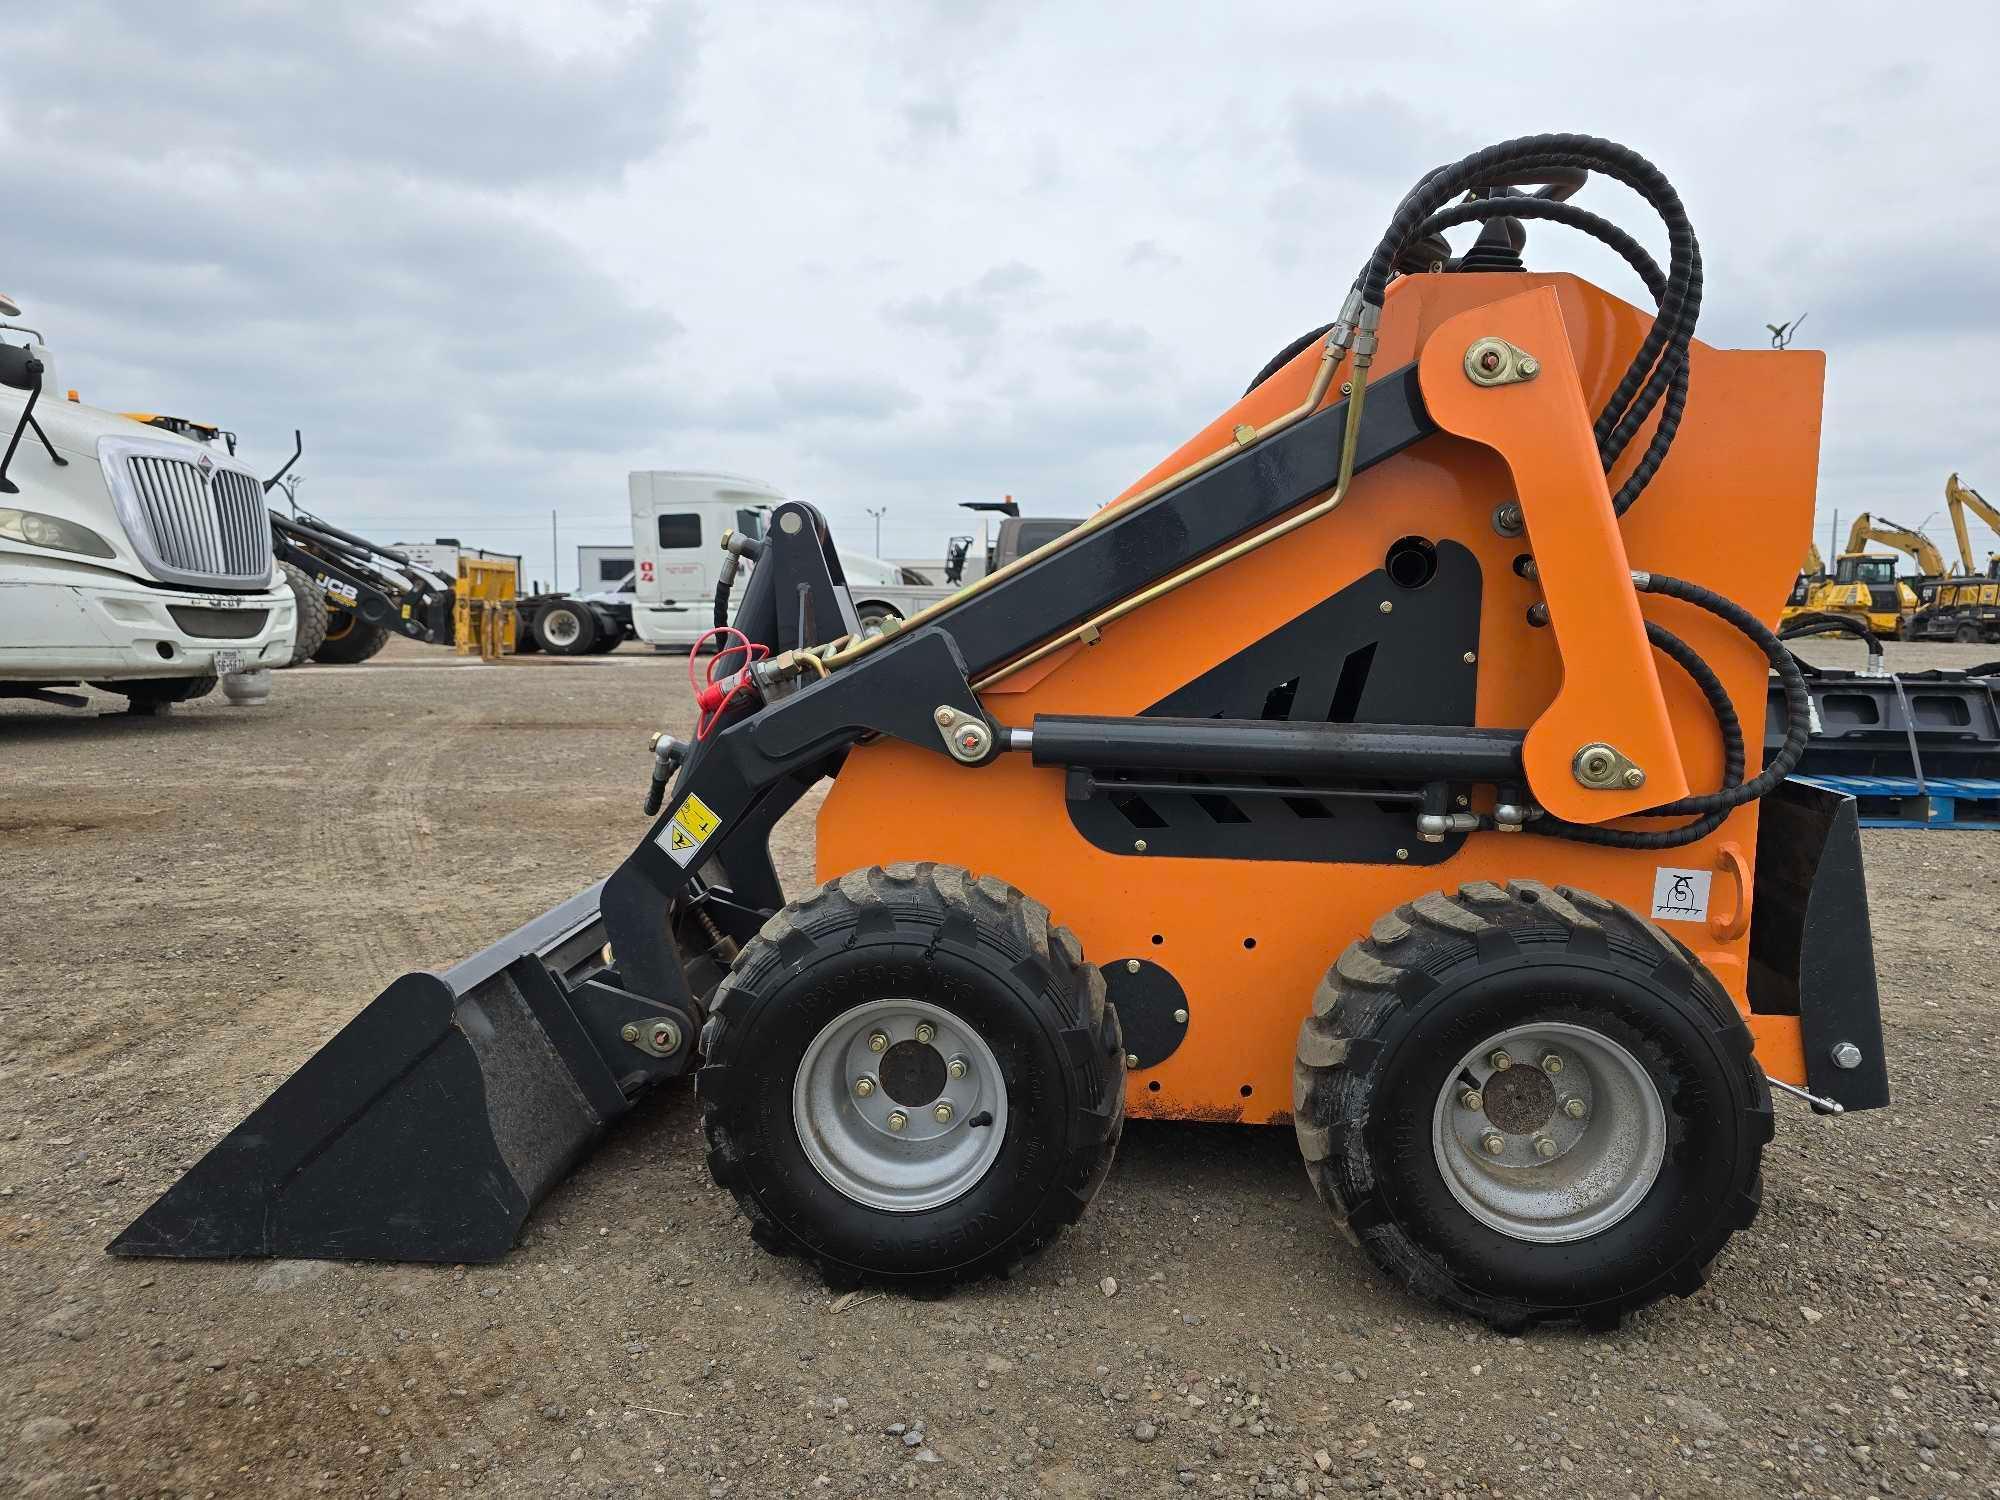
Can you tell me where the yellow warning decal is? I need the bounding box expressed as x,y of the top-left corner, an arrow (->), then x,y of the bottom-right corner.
659,791 -> 721,868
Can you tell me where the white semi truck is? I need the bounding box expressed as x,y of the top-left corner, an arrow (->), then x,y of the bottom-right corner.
0,296 -> 295,712
626,471 -> 960,647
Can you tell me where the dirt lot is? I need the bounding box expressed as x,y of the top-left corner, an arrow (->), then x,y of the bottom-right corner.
2,636 -> 1997,1500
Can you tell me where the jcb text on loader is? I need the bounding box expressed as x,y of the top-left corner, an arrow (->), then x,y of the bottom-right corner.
115,133 -> 1887,1332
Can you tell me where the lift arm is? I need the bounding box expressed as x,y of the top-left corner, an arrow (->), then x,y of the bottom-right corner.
1843,512 -> 1946,579
1945,473 -> 2000,578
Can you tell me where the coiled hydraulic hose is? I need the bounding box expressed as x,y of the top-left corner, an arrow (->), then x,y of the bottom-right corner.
1535,573 -> 1811,849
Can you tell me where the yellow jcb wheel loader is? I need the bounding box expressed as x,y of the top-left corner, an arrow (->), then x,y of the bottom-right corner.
113,133 -> 1888,1333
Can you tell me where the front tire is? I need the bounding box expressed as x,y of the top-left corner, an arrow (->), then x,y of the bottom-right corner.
96,676 -> 217,714
1294,880 -> 1771,1331
312,607 -> 392,664
279,562 -> 328,666
700,863 -> 1124,1287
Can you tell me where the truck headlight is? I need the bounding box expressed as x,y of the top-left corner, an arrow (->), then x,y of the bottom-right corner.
0,507 -> 116,559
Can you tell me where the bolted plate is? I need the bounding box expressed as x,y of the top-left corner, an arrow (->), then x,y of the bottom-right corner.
1104,959 -> 1189,1070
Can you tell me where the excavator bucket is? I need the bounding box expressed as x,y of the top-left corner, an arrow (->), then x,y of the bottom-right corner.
110,883 -> 697,1262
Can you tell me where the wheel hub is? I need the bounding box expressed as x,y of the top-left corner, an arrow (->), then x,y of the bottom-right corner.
793,999 -> 1008,1213
1432,1021 -> 1666,1243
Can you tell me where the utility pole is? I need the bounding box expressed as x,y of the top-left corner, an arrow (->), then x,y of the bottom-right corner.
551,508 -> 560,593
866,506 -> 887,557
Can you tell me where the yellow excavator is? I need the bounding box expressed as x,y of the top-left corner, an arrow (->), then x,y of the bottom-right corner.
1781,513 -> 1939,636
1907,474 -> 2000,642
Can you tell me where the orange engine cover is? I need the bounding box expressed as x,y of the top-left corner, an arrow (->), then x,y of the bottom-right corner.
817,270 -> 1825,1123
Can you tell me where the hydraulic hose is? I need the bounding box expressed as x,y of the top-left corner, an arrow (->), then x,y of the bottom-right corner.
1533,572 -> 1810,849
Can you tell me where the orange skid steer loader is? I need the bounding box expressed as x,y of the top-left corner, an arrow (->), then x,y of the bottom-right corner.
115,133 -> 1887,1331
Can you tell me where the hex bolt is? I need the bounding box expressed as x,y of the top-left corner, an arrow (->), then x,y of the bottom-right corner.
1378,599 -> 1394,614
620,1024 -> 640,1043
914,1022 -> 936,1045
932,1102 -> 954,1125
1126,959 -> 1141,973
1489,1050 -> 1513,1071
886,1110 -> 908,1132
1173,1008 -> 1188,1025
1541,1053 -> 1564,1075
1534,1135 -> 1559,1159
1518,357 -> 1540,377
1395,847 -> 1410,861
1459,1088 -> 1484,1111
933,706 -> 955,727
1480,1132 -> 1506,1157
946,1057 -> 968,1080
651,1022 -> 680,1052
867,1031 -> 889,1054
1462,651 -> 1477,664
1133,839 -> 1149,853
1621,766 -> 1646,789
1563,1096 -> 1587,1119
854,1076 -> 876,1098
1125,1053 -> 1140,1069
1831,1042 -> 1863,1069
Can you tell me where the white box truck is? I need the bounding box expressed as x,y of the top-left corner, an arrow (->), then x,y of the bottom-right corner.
628,471 -> 961,647
0,296 -> 295,712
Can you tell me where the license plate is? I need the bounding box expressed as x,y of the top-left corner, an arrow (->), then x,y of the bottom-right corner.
213,649 -> 244,675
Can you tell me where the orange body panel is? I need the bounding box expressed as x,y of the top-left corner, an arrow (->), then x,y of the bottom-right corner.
818,271 -> 1825,1121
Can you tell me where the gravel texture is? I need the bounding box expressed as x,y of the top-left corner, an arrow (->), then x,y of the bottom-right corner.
0,636 -> 1995,1498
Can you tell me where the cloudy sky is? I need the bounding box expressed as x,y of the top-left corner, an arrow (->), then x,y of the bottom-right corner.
8,1 -> 1995,586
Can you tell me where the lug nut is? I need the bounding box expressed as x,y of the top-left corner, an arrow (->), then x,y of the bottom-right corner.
1480,1132 -> 1505,1157
886,1110 -> 908,1132
1534,1136 -> 1558,1159
933,1102 -> 954,1124
1459,1088 -> 1484,1111
947,1057 -> 968,1080
1489,1050 -> 1512,1071
854,1076 -> 876,1098
1541,1053 -> 1563,1075
867,1031 -> 889,1053
1563,1096 -> 1586,1119
914,1022 -> 936,1044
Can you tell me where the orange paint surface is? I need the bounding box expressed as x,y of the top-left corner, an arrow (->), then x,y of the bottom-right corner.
818,271 -> 1825,1117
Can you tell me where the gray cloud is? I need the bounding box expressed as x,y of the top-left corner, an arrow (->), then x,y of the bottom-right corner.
1,2 -> 1991,576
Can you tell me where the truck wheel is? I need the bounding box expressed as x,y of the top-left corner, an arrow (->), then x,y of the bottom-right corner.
96,676 -> 218,714
533,600 -> 597,655
700,863 -> 1125,1287
280,562 -> 328,666
1957,622 -> 1981,643
854,602 -> 901,638
1293,880 -> 1771,1332
312,608 -> 392,664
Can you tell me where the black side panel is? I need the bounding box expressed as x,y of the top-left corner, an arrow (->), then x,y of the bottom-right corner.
1748,778 -> 1890,1111
1064,541 -> 1481,864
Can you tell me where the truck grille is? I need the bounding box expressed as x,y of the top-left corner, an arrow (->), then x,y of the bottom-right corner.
123,457 -> 270,584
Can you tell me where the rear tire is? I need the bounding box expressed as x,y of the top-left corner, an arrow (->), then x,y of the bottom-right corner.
1957,622 -> 1981,643
280,562 -> 328,666
701,863 -> 1125,1287
312,608 -> 392,664
533,600 -> 597,655
1293,880 -> 1771,1331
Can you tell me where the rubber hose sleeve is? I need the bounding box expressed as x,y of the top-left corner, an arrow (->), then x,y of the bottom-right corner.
713,578 -> 731,631
1639,571 -> 1812,799
1531,621 -> 1742,847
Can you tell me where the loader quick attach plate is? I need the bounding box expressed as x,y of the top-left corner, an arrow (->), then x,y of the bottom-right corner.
1064,542 -> 1481,864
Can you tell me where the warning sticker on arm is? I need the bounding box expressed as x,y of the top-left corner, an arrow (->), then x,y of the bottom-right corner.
657,791 -> 722,868
1650,866 -> 1711,923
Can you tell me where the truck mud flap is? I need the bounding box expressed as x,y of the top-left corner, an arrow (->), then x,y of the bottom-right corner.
1747,778 -> 1891,1111
110,882 -> 692,1263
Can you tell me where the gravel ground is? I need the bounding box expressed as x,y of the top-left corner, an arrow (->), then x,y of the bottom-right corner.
1,636 -> 1996,1499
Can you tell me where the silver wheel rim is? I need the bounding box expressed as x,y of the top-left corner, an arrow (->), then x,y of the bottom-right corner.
1431,1020 -> 1666,1244
793,998 -> 1008,1213
544,609 -> 581,646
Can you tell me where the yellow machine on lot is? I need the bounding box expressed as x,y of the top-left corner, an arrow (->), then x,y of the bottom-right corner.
1907,474 -> 2000,642
1780,513 -> 1938,637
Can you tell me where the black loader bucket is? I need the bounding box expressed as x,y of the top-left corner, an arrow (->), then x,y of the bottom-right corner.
111,882 -> 699,1262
